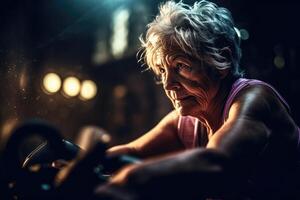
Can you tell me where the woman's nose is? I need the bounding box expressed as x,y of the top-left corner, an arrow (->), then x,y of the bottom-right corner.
163,71 -> 180,90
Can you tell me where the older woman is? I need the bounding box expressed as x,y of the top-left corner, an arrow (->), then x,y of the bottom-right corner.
99,0 -> 300,199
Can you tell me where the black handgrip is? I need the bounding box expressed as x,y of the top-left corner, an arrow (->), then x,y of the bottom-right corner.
102,155 -> 141,174
22,139 -> 82,168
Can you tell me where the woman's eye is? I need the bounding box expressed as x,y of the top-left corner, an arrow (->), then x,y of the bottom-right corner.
159,67 -> 165,74
176,63 -> 191,71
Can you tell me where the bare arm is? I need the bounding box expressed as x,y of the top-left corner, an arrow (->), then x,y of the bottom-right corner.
98,85 -> 299,199
207,85 -> 298,160
107,110 -> 184,158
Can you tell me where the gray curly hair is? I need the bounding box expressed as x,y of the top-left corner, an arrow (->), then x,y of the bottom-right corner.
139,0 -> 243,78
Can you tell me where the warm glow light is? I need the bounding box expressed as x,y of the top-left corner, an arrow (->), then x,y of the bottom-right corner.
42,73 -> 62,94
63,76 -> 81,97
113,85 -> 127,98
80,80 -> 97,100
1,118 -> 18,141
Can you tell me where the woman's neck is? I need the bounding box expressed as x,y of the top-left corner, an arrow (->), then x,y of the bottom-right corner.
200,76 -> 236,133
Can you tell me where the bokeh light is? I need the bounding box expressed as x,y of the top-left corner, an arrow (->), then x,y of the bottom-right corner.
111,8 -> 130,58
240,29 -> 249,40
42,73 -> 62,94
80,80 -> 98,100
63,76 -> 81,97
274,56 -> 285,69
113,85 -> 127,99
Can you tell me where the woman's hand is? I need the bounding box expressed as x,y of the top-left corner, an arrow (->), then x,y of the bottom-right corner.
109,163 -> 141,186
106,145 -> 134,157
93,164 -> 143,200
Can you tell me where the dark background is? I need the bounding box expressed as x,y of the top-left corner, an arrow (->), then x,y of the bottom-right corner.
0,0 -> 299,147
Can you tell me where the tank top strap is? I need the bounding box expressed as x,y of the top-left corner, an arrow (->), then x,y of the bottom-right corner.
178,116 -> 199,149
222,78 -> 291,122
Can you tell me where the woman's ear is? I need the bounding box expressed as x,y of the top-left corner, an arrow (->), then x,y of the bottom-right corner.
219,47 -> 232,79
219,68 -> 230,79
220,47 -> 232,62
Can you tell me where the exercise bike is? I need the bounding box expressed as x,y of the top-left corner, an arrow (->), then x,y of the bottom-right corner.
0,119 -> 139,199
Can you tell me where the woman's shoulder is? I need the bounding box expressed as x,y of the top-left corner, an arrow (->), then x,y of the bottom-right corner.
231,83 -> 287,118
225,78 -> 289,120
235,80 -> 287,109
229,82 -> 299,139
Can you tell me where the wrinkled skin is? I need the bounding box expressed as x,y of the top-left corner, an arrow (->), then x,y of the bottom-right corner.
98,52 -> 300,199
159,53 -> 218,115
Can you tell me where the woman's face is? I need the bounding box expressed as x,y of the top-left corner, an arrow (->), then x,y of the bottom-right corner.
156,53 -> 221,117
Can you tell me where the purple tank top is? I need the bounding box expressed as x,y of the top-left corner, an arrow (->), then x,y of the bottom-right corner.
177,78 -> 296,149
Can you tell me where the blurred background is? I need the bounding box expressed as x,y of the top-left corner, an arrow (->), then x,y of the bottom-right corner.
0,0 -> 300,147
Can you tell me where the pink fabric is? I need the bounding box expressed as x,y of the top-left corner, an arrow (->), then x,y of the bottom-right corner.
177,78 -> 291,149
178,115 -> 199,148
221,78 -> 290,121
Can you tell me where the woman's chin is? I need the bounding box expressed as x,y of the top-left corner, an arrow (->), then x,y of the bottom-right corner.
175,106 -> 195,116
172,98 -> 202,116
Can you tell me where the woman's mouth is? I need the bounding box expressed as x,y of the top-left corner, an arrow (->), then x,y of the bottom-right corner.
176,96 -> 193,101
